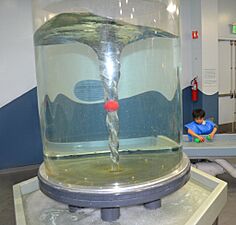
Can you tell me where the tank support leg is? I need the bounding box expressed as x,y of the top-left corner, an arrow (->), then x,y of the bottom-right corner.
68,205 -> 83,213
101,207 -> 120,221
144,199 -> 161,209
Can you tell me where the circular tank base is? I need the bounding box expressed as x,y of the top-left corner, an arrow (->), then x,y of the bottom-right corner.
38,153 -> 190,221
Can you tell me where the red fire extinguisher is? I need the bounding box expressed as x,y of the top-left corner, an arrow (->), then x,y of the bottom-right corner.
191,77 -> 198,102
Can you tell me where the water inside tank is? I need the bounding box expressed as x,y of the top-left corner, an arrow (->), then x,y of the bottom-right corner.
34,12 -> 182,189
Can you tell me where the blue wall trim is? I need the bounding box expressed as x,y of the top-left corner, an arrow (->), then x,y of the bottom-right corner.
0,88 -> 43,170
182,87 -> 218,133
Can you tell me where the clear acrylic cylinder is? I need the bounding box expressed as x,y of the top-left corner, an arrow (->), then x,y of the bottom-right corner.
32,0 -> 190,214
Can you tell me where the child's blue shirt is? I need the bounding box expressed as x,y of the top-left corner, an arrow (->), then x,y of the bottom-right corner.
185,120 -> 216,141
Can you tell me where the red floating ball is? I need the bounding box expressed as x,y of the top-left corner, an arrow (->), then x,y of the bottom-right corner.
104,100 -> 119,112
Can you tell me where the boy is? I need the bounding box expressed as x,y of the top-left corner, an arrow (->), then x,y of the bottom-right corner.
185,109 -> 217,142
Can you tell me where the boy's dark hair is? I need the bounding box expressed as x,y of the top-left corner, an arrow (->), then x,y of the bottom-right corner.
192,109 -> 205,119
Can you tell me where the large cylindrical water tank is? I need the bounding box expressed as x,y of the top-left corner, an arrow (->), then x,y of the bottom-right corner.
32,0 -> 190,220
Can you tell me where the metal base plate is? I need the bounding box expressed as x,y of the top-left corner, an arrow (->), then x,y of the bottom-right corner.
38,154 -> 190,210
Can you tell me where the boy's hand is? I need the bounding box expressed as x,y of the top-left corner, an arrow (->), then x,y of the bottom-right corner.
209,127 -> 217,140
198,136 -> 205,142
209,133 -> 215,140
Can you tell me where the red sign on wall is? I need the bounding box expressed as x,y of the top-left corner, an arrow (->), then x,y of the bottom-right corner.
192,31 -> 199,39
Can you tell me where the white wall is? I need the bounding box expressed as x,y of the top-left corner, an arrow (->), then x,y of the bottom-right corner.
180,0 -> 193,89
180,0 -> 202,90
0,0 -> 36,108
201,0 -> 218,96
180,0 -> 219,95
218,0 -> 236,40
190,0 -> 203,91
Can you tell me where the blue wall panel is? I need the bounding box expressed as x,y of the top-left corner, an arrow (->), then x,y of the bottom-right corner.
0,88 -> 43,169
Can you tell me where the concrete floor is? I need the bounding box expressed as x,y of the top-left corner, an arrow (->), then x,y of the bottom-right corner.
0,166 -> 38,225
0,166 -> 235,225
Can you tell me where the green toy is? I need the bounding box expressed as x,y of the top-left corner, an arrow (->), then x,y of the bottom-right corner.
194,138 -> 201,143
194,135 -> 211,143
206,135 -> 211,141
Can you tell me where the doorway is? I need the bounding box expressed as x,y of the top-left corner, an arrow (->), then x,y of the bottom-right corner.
218,40 -> 236,133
